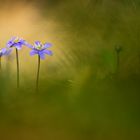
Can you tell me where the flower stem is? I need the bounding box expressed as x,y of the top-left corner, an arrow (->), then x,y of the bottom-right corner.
0,56 -> 1,71
36,55 -> 40,92
16,48 -> 20,88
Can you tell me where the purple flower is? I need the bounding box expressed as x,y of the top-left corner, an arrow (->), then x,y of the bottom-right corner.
28,41 -> 53,59
0,48 -> 12,57
7,37 -> 26,50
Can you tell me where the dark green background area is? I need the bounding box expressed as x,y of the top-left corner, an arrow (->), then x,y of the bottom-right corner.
0,0 -> 140,140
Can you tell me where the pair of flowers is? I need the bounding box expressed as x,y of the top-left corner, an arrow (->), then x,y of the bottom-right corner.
0,37 -> 53,91
0,37 -> 52,59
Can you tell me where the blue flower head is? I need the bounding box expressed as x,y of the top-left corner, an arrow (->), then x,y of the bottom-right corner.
29,41 -> 53,59
0,48 -> 12,57
7,37 -> 26,50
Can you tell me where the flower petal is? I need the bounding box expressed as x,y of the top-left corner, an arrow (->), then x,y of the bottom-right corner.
7,37 -> 16,47
10,37 -> 17,42
35,41 -> 41,46
19,39 -> 25,42
7,41 -> 13,48
44,43 -> 52,49
15,44 -> 22,50
30,50 -> 38,56
25,42 -> 33,49
5,48 -> 12,55
39,53 -> 45,59
43,50 -> 53,56
1,48 -> 7,54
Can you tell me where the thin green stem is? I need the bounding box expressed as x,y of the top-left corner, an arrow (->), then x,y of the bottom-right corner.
16,48 -> 20,88
36,55 -> 40,92
0,56 -> 1,71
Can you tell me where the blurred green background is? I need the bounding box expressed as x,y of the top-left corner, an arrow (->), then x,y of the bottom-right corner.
0,0 -> 140,139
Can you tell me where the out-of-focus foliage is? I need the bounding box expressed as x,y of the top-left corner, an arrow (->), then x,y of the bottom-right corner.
0,0 -> 140,140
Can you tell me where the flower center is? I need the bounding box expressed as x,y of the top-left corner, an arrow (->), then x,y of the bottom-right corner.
14,37 -> 20,43
35,44 -> 43,50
